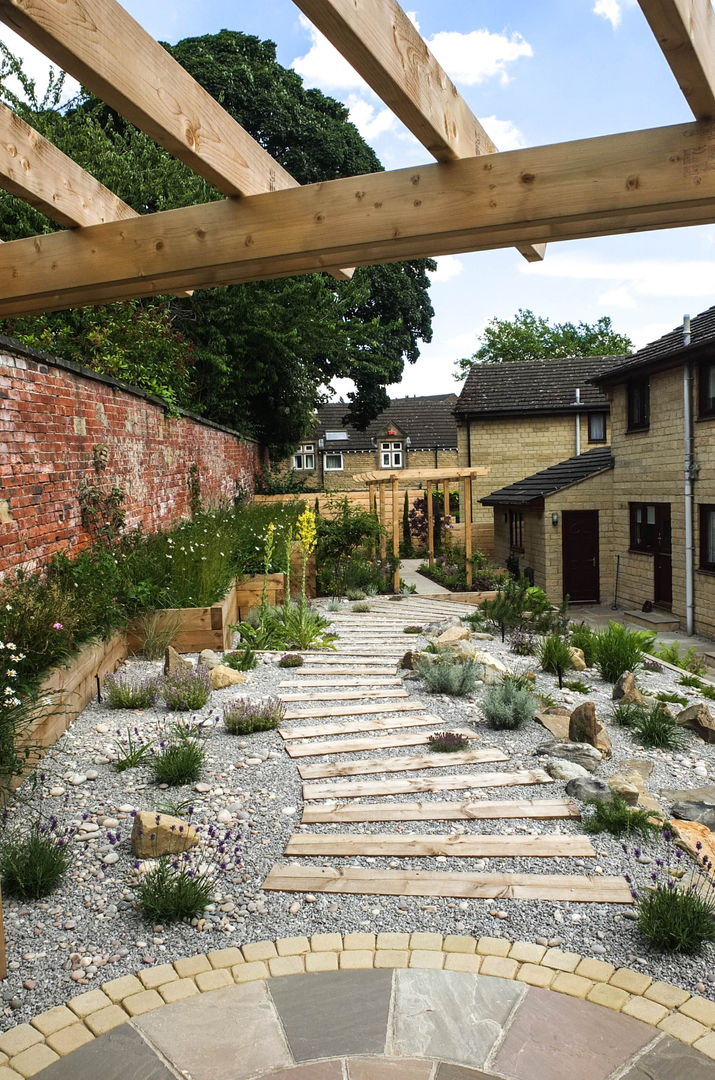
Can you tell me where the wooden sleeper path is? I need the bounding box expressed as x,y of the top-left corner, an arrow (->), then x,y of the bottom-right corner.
303,769 -> 553,801
278,678 -> 403,688
283,701 -> 425,720
298,748 -> 508,780
302,797 -> 580,823
279,714 -> 445,740
284,832 -> 597,859
278,688 -> 408,702
284,728 -> 477,758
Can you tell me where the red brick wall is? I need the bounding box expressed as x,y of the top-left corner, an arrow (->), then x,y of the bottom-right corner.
0,338 -> 260,575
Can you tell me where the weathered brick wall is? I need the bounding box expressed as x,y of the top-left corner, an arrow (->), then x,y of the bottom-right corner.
0,338 -> 259,575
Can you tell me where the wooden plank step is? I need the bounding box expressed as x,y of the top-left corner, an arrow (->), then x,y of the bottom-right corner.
284,701 -> 425,720
280,714 -> 445,740
285,833 -> 596,858
299,747 -> 509,780
278,678 -> 403,688
300,656 -> 399,666
284,728 -> 477,758
302,798 -> 580,823
278,688 -> 408,702
291,668 -> 399,676
303,769 -> 552,801
261,865 -> 634,904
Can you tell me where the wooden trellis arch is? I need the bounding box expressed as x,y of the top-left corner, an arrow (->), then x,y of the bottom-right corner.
0,0 -> 714,313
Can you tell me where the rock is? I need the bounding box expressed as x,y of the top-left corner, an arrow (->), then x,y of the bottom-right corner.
676,703 -> 715,743
547,759 -> 590,781
569,702 -> 598,745
670,801 -> 715,829
568,647 -> 587,671
131,811 -> 199,859
197,649 -> 222,670
670,819 -> 715,869
534,711 -> 570,740
216,809 -> 232,824
538,741 -> 603,773
49,787 -> 65,797
471,650 -> 509,685
595,726 -> 613,760
164,646 -> 192,675
620,758 -> 654,782
607,777 -> 640,806
565,776 -> 614,803
423,617 -> 461,635
612,671 -> 645,706
209,665 -> 246,690
68,774 -> 87,786
436,625 -> 471,646
659,782 -> 715,805
401,651 -> 415,670
102,852 -> 120,865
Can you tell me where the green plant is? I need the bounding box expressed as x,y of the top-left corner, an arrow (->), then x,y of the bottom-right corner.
481,576 -> 551,640
347,589 -> 366,601
152,740 -> 205,785
417,656 -> 479,697
77,444 -> 127,544
187,463 -> 202,517
654,690 -> 688,706
352,602 -> 371,613
611,702 -> 648,727
403,625 -> 423,634
628,831 -> 715,954
133,610 -> 183,661
427,731 -> 470,753
389,593 -> 405,601
104,671 -> 160,709
594,622 -> 656,682
281,604 -> 337,650
400,582 -> 416,595
564,679 -> 590,694
568,623 -> 599,667
137,854 -> 215,922
162,666 -> 212,711
701,684 -> 715,701
678,674 -> 704,689
223,697 -> 285,734
538,634 -> 573,676
223,647 -> 258,672
538,692 -> 558,709
112,727 -> 155,772
401,489 -> 414,557
510,628 -> 536,656
0,639 -> 47,790
653,642 -> 706,675
152,795 -> 195,817
581,795 -> 661,838
481,678 -> 537,730
278,653 -> 303,668
631,704 -> 687,750
0,815 -> 74,899
327,599 -> 342,611
316,497 -> 383,596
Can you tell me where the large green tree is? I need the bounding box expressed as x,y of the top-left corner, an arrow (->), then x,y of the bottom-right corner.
0,31 -> 434,454
455,308 -> 633,377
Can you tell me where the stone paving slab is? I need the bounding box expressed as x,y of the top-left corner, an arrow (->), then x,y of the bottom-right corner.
33,1024 -> 175,1080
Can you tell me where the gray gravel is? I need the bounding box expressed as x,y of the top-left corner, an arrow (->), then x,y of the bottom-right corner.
1,595 -> 713,1028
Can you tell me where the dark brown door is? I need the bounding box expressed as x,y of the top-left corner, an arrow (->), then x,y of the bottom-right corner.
653,504 -> 672,608
562,510 -> 600,603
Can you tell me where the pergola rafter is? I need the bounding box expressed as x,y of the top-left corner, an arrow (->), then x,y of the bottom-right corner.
637,0 -> 715,119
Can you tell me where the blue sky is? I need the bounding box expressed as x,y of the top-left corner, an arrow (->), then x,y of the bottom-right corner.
4,0 -> 715,396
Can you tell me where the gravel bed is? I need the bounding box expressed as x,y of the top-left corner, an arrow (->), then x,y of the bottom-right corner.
1,597 -> 713,1027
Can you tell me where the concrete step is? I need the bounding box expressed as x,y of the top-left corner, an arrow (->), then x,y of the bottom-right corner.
622,609 -> 681,633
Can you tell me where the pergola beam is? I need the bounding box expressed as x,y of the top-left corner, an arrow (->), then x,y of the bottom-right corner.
293,0 -> 544,263
1,122 -> 715,314
638,0 -> 715,119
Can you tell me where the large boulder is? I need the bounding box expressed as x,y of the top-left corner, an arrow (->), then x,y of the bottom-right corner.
131,811 -> 199,858
534,710 -> 570,741
423,617 -> 462,635
565,776 -> 614,803
209,665 -> 246,690
538,741 -> 603,773
612,671 -> 645,706
607,777 -> 640,806
676,702 -> 715,743
471,650 -> 509,685
547,759 -> 590,781
436,625 -> 472,646
568,647 -> 587,671
569,702 -> 598,745
669,801 -> 715,829
164,646 -> 192,675
197,649 -> 222,670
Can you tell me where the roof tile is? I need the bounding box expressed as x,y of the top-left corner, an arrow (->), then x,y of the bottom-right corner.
480,447 -> 614,506
455,356 -> 627,416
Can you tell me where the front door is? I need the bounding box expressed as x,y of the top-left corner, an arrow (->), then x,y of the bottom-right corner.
653,504 -> 672,608
562,510 -> 600,603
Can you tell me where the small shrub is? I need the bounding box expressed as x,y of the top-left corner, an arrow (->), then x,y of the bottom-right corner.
632,703 -> 687,750
417,656 -> 479,697
564,679 -> 590,694
400,582 -> 417,595
538,634 -> 573,676
224,697 -> 285,734
655,690 -> 688,706
162,666 -> 212,711
347,589 -> 366,601
701,683 -> 715,701
427,731 -> 470,753
568,624 -> 599,667
105,672 -> 160,709
223,647 -> 257,672
539,692 -> 558,709
138,855 -> 215,922
352,602 -> 371,613
0,817 -> 74,899
653,642 -> 706,675
134,610 -> 183,661
510,628 -> 536,656
481,678 -> 537,730
152,740 -> 205,785
612,703 -> 648,727
389,594 -> 404,601
628,831 -> 715,953
582,795 -> 661,838
678,674 -> 704,689
279,652 -> 303,668
327,599 -> 342,611
594,622 -> 655,682
112,727 -> 154,772
403,625 -> 423,634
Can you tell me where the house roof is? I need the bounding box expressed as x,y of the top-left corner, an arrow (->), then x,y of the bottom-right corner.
594,305 -> 715,384
454,355 -> 628,417
311,394 -> 458,451
480,446 -> 614,507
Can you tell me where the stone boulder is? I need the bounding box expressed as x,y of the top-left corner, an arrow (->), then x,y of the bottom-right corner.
568,646 -> 587,671
670,800 -> 715,829
197,649 -> 222,670
569,702 -> 598,744
676,702 -> 715,743
471,650 -> 509,685
547,759 -> 590,781
670,819 -> 715,869
534,710 -> 570,741
607,777 -> 640,806
423,617 -> 462,635
612,671 -> 645,706
565,776 -> 614,803
164,646 -> 192,676
131,811 -> 199,858
538,741 -> 602,773
436,625 -> 471,646
209,665 -> 246,690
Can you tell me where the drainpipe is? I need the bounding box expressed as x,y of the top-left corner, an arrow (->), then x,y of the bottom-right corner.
574,388 -> 581,455
467,416 -> 472,467
683,314 -> 696,635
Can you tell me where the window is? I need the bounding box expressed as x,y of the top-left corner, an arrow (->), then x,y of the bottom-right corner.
324,452 -> 343,471
588,412 -> 606,443
509,510 -> 524,551
380,440 -> 403,468
629,502 -> 670,553
698,360 -> 715,418
325,430 -> 348,441
292,443 -> 315,470
627,377 -> 650,431
700,505 -> 715,570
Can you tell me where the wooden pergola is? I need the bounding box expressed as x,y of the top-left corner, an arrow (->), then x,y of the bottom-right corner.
355,466 -> 489,591
0,1 -> 715,311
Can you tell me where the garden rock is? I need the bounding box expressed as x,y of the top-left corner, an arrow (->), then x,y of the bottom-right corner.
401,651 -> 414,670
423,617 -> 461,635
569,702 -> 613,759
612,671 -> 645,706
471,650 -> 509,685
209,664 -> 246,690
568,646 -> 587,671
565,776 -> 613,803
670,818 -> 715,868
669,800 -> 715,829
547,758 -> 590,781
198,649 -> 222,670
131,811 -> 199,858
164,646 -> 192,675
676,702 -> 715,743
607,777 -> 640,806
435,625 -> 471,646
538,741 -> 602,773
534,710 -> 570,741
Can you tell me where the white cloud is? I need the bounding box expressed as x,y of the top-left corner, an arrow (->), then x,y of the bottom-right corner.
597,286 -> 638,309
0,25 -> 79,105
292,14 -> 369,92
429,255 -> 465,282
478,115 -> 526,151
347,95 -> 398,140
428,28 -> 532,85
593,0 -> 636,30
630,321 -> 675,349
522,253 -> 715,303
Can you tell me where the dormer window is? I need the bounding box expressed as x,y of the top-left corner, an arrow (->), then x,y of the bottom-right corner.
381,441 -> 403,468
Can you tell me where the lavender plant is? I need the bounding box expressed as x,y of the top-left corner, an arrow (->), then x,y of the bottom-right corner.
223,697 -> 285,735
162,666 -> 211,711
0,810 -> 75,898
105,671 -> 161,709
427,731 -> 470,753
112,726 -> 154,772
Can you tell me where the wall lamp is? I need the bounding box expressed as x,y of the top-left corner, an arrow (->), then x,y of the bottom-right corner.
551,512 -> 559,526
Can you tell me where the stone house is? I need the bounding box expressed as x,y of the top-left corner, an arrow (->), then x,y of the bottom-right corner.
480,307 -> 715,638
454,356 -> 626,553
282,394 -> 459,492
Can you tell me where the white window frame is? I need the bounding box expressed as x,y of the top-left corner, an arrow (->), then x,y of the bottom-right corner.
292,443 -> 315,470
380,440 -> 403,468
324,451 -> 344,471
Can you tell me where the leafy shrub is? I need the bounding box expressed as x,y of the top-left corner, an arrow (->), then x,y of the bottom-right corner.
678,674 -> 704,689
653,642 -> 706,675
352,602 -> 371,613
223,647 -> 257,672
701,684 -> 715,701
481,678 -> 537,730
346,589 -> 366,601
0,816 -> 74,899
510,628 -> 536,656
594,622 -> 655,682
417,656 -> 479,697
581,795 -> 661,838
631,704 -> 687,750
105,671 -> 160,709
654,690 -> 688,706
427,731 -> 470,753
224,697 -> 285,734
279,652 -> 303,668
162,666 -> 212,711
282,604 -> 337,649
628,831 -> 715,953
538,634 -> 573,676
112,727 -> 154,772
564,679 -> 590,694
403,625 -> 423,634
152,740 -> 205,785
612,703 -> 648,728
568,623 -> 599,667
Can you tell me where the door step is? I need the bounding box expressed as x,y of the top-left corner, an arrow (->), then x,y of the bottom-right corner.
622,609 -> 681,632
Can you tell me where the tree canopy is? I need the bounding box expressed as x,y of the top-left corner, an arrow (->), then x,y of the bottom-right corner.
0,31 -> 435,455
455,309 -> 633,376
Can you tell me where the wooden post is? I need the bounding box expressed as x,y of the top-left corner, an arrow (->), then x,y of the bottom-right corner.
0,885 -> 6,981
442,480 -> 450,520
426,481 -> 435,567
392,477 -> 401,592
464,475 -> 473,588
379,482 -> 387,562
368,483 -> 376,558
